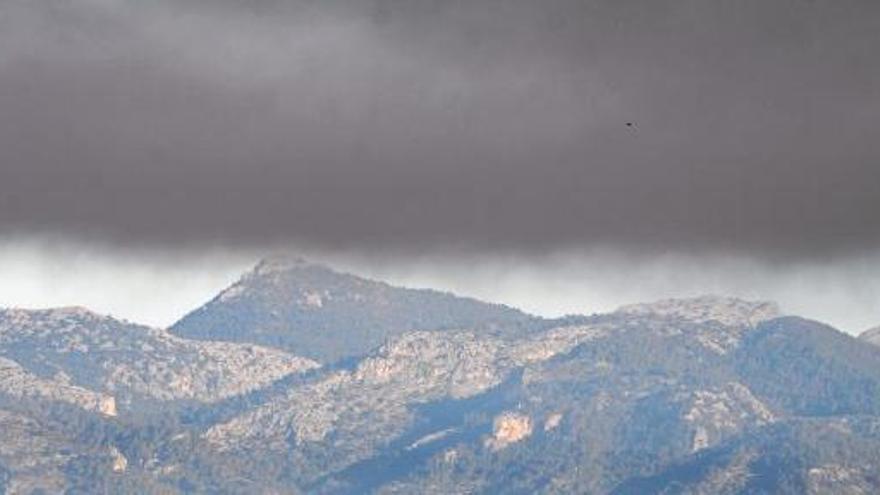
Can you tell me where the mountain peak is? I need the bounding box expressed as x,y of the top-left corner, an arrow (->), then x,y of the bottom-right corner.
251,255 -> 317,276
172,259 -> 536,362
615,295 -> 781,327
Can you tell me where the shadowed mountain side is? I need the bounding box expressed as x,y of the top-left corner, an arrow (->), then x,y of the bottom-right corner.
171,257 -> 541,362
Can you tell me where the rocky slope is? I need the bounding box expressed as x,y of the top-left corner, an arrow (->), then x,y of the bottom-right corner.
0,356 -> 117,416
191,295 -> 863,494
0,408 -> 80,494
0,307 -> 318,412
171,256 -> 538,362
358,311 -> 880,495
203,323 -> 606,458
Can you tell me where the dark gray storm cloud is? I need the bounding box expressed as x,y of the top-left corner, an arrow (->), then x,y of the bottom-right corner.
1,0 -> 878,256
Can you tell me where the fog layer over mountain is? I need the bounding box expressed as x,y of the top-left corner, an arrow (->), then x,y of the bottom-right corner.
1,1 -> 877,330
1,237 -> 877,334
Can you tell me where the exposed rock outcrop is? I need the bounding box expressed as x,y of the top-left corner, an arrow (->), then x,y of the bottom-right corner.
485,412 -> 533,451
616,296 -> 781,328
0,357 -> 117,416
109,447 -> 128,473
544,412 -> 563,431
681,382 -> 776,452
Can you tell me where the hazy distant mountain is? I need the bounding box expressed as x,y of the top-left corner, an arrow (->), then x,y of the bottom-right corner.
1,266 -> 879,494
860,326 -> 880,346
171,256 -> 538,362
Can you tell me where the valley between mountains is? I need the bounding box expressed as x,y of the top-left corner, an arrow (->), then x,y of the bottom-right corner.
1,257 -> 879,494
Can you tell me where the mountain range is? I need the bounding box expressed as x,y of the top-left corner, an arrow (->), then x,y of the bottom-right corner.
1,258 -> 879,494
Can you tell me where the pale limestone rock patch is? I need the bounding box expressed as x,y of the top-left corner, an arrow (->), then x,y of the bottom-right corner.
544,412 -> 563,431
486,412 -> 533,451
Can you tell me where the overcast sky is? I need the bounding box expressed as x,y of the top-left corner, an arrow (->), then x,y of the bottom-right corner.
0,1 -> 878,331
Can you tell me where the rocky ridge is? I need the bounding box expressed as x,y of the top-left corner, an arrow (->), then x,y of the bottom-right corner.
0,307 -> 318,410
615,295 -> 781,327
